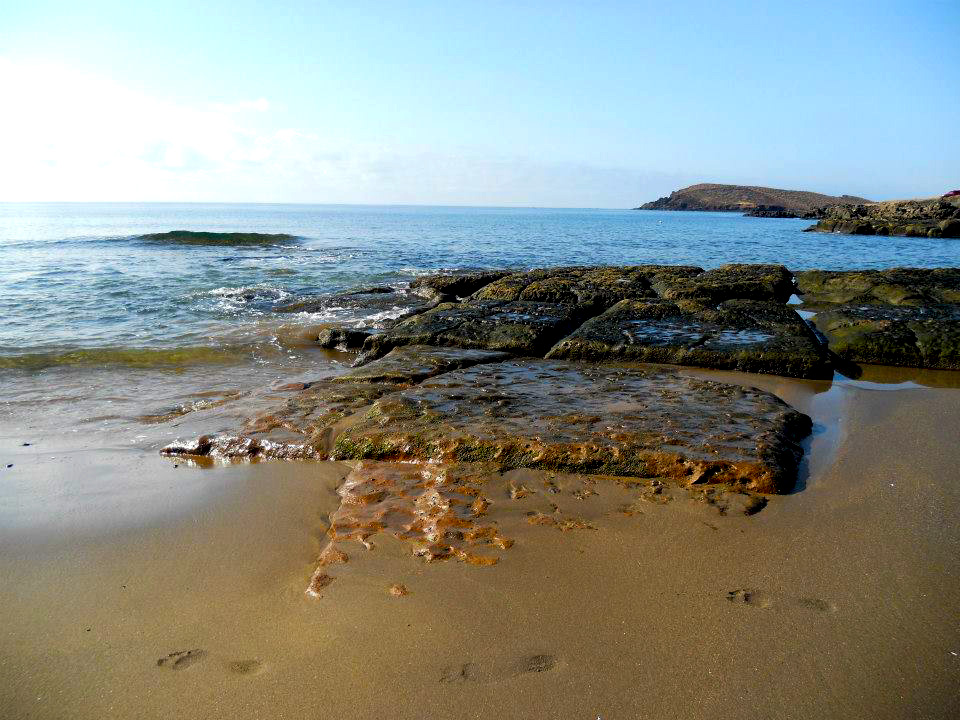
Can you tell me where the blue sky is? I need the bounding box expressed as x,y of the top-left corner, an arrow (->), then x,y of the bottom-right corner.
1,0 -> 957,205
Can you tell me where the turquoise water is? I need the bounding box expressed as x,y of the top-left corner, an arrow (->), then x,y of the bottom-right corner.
2,202 -> 958,369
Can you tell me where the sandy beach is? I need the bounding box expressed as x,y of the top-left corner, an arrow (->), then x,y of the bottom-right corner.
2,367 -> 957,720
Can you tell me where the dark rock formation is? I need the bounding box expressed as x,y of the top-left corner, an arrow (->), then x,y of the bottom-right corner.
356,300 -> 590,363
795,268 -> 960,369
803,198 -> 960,238
546,299 -> 831,379
316,327 -> 371,350
357,264 -> 801,366
638,184 -> 869,213
743,206 -> 811,219
795,268 -> 960,308
410,270 -> 513,302
809,304 -> 960,370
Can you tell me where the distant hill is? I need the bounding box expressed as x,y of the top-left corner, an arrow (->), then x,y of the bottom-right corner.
637,183 -> 871,214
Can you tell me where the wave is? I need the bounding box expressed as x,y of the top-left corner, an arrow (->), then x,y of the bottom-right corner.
136,230 -> 299,246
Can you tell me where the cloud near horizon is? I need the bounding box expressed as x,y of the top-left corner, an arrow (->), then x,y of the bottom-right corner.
0,58 -> 681,207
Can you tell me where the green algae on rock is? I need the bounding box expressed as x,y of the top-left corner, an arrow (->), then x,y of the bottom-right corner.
546,298 -> 831,379
795,268 -> 960,308
356,300 -> 591,363
808,304 -> 960,370
802,197 -> 960,238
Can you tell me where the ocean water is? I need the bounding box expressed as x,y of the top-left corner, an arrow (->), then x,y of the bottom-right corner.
1,202 -> 957,449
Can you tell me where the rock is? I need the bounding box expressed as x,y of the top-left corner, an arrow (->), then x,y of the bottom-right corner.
316,327 -> 371,350
805,197 -> 960,238
809,304 -> 960,370
636,184 -> 870,213
337,345 -> 511,384
356,300 -> 590,363
651,263 -> 795,304
546,298 -> 831,379
795,268 -> 960,307
471,265 -> 701,308
939,219 -> 960,238
331,360 -> 812,494
410,270 -> 513,302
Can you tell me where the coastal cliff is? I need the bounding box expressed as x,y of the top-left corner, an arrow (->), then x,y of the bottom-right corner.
637,183 -> 870,216
803,196 -> 960,238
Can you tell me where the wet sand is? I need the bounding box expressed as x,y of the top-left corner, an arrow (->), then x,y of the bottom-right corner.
1,372 -> 958,719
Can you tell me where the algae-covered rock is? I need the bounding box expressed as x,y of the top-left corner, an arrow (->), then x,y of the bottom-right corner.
356,300 -> 589,363
546,298 -> 830,379
805,197 -> 960,238
331,360 -> 812,494
471,265 -> 702,307
810,304 -> 960,369
316,327 -> 371,350
651,263 -> 795,304
795,268 -> 960,307
410,270 -> 513,302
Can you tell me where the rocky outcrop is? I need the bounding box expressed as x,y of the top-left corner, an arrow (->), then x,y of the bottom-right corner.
795,268 -> 960,369
546,299 -> 831,379
638,184 -> 869,213
803,197 -> 960,238
795,269 -> 960,308
354,264 -> 819,371
138,231 -> 297,245
410,270 -> 513,302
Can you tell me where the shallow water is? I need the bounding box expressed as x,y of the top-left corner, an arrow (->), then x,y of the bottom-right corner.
1,202 -> 958,454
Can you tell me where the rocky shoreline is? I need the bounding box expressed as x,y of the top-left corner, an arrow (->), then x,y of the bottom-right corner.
158,262 -> 959,593
803,197 -> 960,238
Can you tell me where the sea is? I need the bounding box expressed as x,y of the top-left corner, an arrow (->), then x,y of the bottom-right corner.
1,202 -> 958,467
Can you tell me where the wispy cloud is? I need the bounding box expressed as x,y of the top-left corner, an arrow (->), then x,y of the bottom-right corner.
0,57 -> 681,206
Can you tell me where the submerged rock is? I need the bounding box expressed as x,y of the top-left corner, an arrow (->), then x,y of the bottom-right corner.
546,299 -> 830,379
331,360 -> 812,494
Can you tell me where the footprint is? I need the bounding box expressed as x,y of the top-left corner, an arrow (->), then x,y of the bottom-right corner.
156,649 -> 206,670
726,589 -> 836,612
227,659 -> 265,675
439,662 -> 475,683
512,654 -> 558,675
440,654 -> 560,683
725,589 -> 773,608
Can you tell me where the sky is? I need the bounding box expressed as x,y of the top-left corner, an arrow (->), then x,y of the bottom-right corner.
0,0 -> 957,206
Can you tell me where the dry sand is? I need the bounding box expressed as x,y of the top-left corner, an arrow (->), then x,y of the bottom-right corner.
1,369 -> 958,719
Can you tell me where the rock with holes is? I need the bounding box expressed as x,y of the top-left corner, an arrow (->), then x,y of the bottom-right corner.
331,360 -> 812,494
545,298 -> 831,379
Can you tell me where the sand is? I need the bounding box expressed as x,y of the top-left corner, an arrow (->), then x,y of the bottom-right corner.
1,369 -> 958,719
